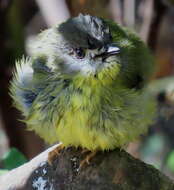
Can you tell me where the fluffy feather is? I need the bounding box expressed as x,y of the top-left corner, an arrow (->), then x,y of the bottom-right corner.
10,14 -> 156,150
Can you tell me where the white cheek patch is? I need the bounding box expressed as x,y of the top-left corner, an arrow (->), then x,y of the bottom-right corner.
60,49 -> 119,76
63,55 -> 98,75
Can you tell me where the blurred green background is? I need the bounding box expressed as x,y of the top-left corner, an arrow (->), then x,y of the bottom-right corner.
1,0 -> 174,179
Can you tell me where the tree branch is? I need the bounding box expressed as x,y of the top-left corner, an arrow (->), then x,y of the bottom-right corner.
0,143 -> 174,189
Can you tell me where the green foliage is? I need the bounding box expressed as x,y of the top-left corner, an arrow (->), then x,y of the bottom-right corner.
0,169 -> 8,176
167,151 -> 174,172
1,148 -> 27,170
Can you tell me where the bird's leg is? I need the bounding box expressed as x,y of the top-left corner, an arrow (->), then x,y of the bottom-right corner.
48,143 -> 65,165
81,148 -> 91,154
80,150 -> 97,168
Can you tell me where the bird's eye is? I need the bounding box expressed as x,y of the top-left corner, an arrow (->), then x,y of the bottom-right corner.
74,48 -> 85,59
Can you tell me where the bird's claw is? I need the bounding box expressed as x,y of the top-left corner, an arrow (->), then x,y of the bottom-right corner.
79,151 -> 97,169
48,143 -> 64,165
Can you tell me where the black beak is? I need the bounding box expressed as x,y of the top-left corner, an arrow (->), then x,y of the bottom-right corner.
95,43 -> 120,60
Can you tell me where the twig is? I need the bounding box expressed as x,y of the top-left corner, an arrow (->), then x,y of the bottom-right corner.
35,0 -> 70,26
123,0 -> 135,28
139,0 -> 154,42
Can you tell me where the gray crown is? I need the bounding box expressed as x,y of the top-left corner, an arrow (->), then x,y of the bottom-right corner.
58,14 -> 112,49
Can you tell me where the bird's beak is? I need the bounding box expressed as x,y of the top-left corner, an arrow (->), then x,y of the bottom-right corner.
106,43 -> 120,56
95,43 -> 120,60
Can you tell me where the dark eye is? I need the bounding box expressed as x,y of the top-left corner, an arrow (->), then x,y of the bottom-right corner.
74,47 -> 85,59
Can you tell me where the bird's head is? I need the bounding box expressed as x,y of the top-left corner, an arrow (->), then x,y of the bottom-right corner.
32,14 -> 153,87
56,14 -> 120,78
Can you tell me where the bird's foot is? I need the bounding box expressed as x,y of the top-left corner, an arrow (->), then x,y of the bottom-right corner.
81,148 -> 91,154
79,151 -> 97,169
48,143 -> 64,165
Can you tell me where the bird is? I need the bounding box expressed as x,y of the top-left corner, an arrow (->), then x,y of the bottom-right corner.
10,14 -> 156,165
